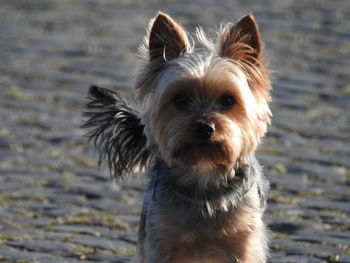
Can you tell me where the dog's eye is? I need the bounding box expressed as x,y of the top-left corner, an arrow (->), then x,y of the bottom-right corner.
173,95 -> 189,109
220,95 -> 235,109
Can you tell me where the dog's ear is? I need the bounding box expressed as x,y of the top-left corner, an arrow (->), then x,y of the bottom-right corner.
82,85 -> 153,179
148,12 -> 190,62
219,14 -> 262,64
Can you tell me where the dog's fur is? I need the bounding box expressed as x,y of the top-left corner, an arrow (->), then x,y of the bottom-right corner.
83,12 -> 271,263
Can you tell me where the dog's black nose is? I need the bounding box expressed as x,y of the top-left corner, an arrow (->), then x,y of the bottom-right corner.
195,121 -> 215,140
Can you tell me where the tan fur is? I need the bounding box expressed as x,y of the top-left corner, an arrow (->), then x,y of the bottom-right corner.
148,59 -> 269,167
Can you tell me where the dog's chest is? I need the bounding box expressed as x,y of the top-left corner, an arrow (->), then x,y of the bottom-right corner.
160,208 -> 261,263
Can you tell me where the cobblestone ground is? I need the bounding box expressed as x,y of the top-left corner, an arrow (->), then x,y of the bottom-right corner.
0,0 -> 349,262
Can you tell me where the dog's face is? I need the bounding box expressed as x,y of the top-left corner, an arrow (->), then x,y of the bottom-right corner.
136,13 -> 271,170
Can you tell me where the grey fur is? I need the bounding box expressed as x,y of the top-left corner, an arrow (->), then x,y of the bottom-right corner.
149,157 -> 268,216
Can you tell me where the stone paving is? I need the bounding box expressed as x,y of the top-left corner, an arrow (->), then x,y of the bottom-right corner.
0,0 -> 349,262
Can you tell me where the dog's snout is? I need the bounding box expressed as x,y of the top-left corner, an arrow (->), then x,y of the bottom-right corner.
195,121 -> 215,139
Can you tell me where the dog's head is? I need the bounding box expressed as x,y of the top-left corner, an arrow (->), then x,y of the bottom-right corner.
136,12 -> 271,170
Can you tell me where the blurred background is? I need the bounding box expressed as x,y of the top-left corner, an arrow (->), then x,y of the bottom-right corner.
0,0 -> 349,262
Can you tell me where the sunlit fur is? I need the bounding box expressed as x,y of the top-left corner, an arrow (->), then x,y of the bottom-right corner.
85,11 -> 272,263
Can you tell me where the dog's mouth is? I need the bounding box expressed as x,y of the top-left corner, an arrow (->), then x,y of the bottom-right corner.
172,141 -> 231,166
173,141 -> 218,156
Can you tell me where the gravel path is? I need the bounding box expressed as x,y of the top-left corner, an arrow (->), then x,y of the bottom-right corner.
0,1 -> 349,262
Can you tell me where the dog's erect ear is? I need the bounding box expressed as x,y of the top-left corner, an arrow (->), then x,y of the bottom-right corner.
219,14 -> 262,64
148,12 -> 190,61
82,85 -> 153,179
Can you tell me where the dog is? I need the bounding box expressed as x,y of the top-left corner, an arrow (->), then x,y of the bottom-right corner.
83,11 -> 271,263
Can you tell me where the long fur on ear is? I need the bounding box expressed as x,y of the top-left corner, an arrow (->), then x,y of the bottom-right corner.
219,14 -> 262,65
148,12 -> 190,62
82,85 -> 153,179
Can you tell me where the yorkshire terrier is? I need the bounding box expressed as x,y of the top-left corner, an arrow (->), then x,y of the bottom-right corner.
83,11 -> 271,263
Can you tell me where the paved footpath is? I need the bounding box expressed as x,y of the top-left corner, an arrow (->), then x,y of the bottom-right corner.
0,1 -> 349,262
